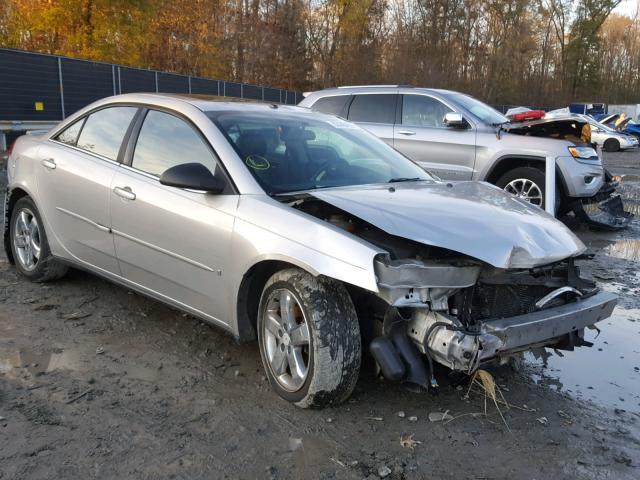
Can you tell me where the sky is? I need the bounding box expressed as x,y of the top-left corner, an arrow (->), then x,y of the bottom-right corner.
614,0 -> 639,18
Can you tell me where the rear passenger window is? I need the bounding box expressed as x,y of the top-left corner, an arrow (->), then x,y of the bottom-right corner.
311,95 -> 350,117
348,94 -> 396,124
77,107 -> 138,160
132,110 -> 219,177
54,118 -> 85,146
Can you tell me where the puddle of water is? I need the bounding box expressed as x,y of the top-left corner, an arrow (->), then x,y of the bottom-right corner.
0,348 -> 84,380
605,239 -> 640,261
525,307 -> 640,412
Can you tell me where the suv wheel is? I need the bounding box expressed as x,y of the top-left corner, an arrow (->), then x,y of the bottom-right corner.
496,166 -> 559,212
257,268 -> 361,408
603,138 -> 620,152
9,197 -> 68,282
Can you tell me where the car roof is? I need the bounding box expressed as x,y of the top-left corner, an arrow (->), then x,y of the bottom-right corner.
304,86 -> 459,97
97,92 -> 303,113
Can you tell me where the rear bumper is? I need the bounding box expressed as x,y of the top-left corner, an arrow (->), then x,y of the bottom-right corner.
481,290 -> 617,353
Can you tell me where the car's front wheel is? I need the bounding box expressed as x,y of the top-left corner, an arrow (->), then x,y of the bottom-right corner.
9,196 -> 68,282
257,268 -> 361,408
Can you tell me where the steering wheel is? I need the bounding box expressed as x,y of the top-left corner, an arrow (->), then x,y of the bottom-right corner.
310,157 -> 349,182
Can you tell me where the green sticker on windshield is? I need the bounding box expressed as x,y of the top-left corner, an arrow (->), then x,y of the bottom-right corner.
245,155 -> 271,170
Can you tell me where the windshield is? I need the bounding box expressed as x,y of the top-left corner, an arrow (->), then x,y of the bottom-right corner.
208,110 -> 432,194
444,92 -> 509,125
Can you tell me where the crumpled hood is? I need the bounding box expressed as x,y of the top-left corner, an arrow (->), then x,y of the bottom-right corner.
310,181 -> 586,269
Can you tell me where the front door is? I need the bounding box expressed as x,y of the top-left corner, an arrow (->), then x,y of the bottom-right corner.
36,106 -> 139,273
109,109 -> 238,323
394,94 -> 477,180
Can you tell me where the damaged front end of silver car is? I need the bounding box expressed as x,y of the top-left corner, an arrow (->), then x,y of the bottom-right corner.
369,253 -> 617,390
288,182 -> 618,391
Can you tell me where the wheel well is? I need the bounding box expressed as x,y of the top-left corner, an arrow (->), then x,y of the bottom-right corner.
486,157 -> 568,197
235,259 -> 385,353
235,260 -> 299,343
486,157 -> 545,184
3,187 -> 29,264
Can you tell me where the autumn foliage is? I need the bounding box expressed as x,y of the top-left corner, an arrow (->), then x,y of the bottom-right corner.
0,0 -> 638,105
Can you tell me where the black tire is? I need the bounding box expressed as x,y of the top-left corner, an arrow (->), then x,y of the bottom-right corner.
257,268 -> 361,408
9,196 -> 68,282
496,166 -> 560,213
603,138 -> 620,152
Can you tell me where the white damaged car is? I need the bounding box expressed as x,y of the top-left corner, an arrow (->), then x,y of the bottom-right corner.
4,94 -> 617,407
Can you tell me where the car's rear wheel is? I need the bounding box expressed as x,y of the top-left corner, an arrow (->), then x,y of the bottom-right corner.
9,196 -> 68,282
257,268 -> 361,408
603,138 -> 620,152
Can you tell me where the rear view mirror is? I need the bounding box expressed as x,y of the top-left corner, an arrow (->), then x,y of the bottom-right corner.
444,112 -> 466,128
160,163 -> 225,193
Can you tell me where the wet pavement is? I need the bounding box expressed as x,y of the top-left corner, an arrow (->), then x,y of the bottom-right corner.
522,152 -> 640,414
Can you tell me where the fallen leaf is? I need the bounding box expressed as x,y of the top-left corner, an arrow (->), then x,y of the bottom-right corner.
400,434 -> 421,450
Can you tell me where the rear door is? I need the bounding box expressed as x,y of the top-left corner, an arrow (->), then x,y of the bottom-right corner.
346,93 -> 397,147
36,106 -> 139,273
109,108 -> 237,323
393,94 -> 476,180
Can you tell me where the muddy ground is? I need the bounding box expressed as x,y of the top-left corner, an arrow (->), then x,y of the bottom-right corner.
1,150 -> 639,479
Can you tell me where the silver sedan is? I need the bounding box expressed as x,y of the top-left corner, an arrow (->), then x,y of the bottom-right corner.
4,94 -> 617,407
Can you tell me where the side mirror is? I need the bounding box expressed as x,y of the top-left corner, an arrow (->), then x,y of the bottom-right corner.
443,112 -> 466,128
159,163 -> 226,194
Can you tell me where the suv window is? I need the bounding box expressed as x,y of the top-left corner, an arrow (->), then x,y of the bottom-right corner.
54,118 -> 85,146
402,95 -> 452,128
311,95 -> 350,117
348,94 -> 396,124
132,110 -> 219,177
77,107 -> 138,160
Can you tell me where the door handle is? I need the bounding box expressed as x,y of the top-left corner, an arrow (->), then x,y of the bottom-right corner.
397,130 -> 416,136
113,186 -> 136,201
41,158 -> 56,169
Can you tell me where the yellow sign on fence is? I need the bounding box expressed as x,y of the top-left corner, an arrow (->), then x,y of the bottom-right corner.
34,102 -> 44,111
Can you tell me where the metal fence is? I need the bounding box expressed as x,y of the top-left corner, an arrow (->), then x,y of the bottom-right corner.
0,48 -> 302,122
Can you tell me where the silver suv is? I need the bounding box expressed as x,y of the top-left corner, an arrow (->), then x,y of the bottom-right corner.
300,86 -> 604,211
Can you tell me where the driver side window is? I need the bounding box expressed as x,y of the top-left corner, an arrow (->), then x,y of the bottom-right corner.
132,110 -> 220,177
402,95 -> 453,128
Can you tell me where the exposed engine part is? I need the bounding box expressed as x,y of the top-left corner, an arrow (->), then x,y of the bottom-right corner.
374,255 -> 480,309
406,310 -> 499,372
370,315 -> 432,390
453,258 -> 597,327
404,290 -> 616,374
369,336 -> 405,381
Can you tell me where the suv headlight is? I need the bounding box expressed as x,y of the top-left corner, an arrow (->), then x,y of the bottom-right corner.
568,146 -> 599,162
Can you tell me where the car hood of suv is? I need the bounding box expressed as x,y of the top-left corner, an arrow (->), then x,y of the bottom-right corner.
310,180 -> 585,269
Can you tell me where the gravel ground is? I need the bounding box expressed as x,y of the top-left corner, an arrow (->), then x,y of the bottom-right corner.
0,150 -> 639,479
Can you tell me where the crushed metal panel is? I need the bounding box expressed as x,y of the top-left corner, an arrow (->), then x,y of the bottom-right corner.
309,181 -> 586,269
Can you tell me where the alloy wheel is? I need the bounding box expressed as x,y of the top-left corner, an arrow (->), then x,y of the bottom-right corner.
261,288 -> 311,392
504,178 -> 543,206
13,208 -> 41,271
